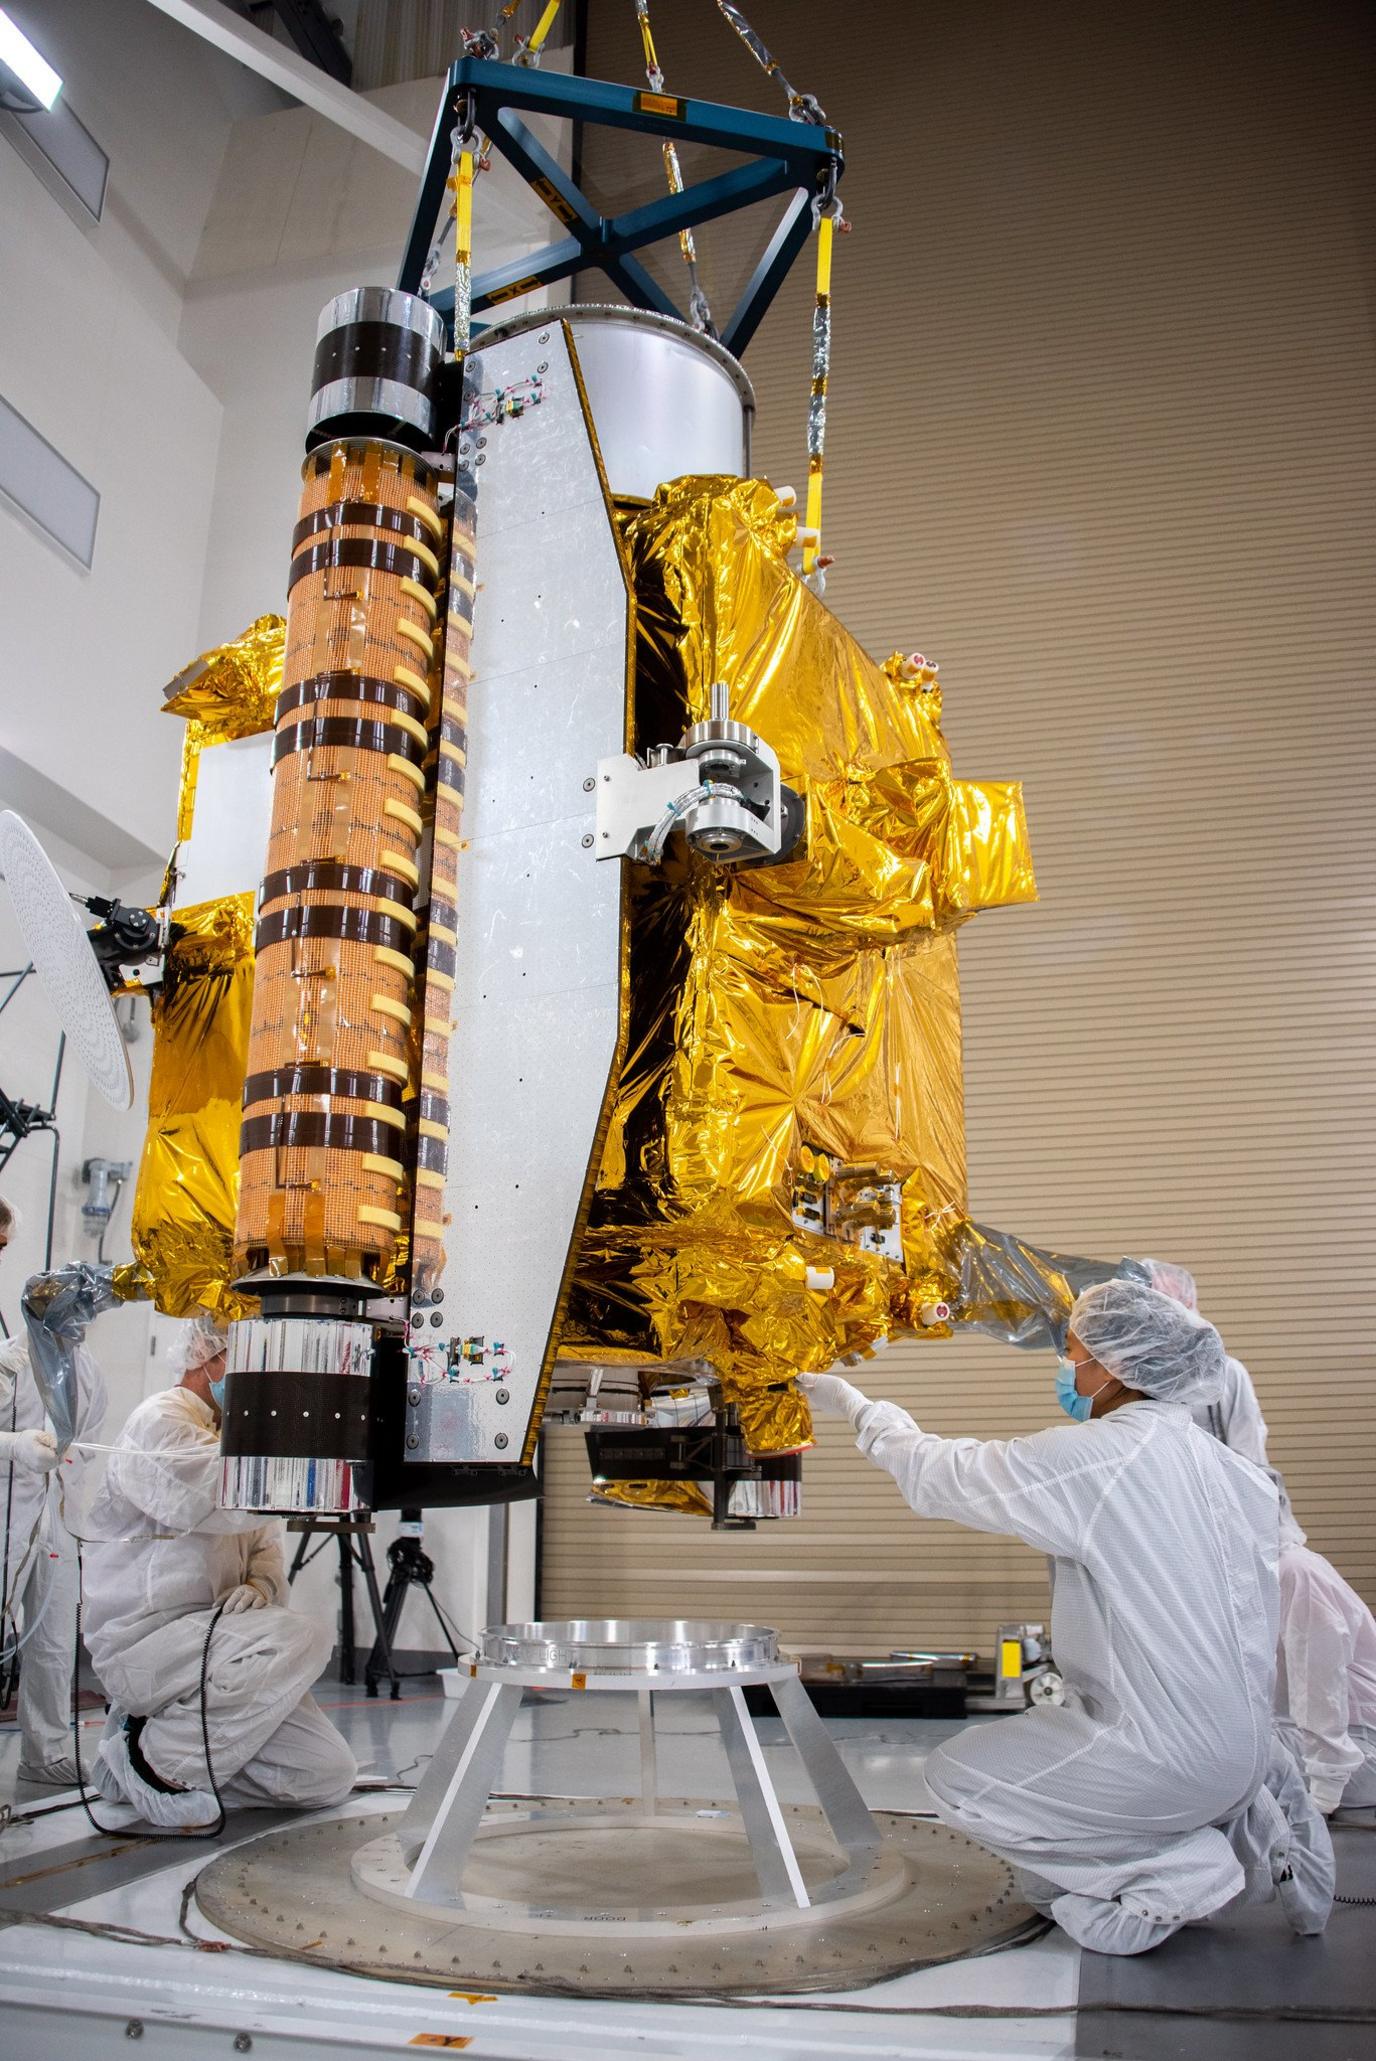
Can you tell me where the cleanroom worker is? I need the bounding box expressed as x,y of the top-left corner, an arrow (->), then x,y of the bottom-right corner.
1138,1258 -> 1269,1464
1140,1257 -> 1376,1813
1276,1502 -> 1376,1816
800,1277 -> 1334,1955
83,1314 -> 355,1828
1,1195 -> 107,1787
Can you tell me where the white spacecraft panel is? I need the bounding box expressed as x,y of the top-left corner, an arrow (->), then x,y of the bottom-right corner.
173,730 -> 274,909
405,321 -> 629,1467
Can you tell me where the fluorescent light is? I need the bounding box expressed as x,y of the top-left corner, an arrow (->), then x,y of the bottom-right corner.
0,10 -> 62,112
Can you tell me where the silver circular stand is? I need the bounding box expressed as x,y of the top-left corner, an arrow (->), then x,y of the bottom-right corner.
196,1620 -> 1036,1995
358,1618 -> 888,1923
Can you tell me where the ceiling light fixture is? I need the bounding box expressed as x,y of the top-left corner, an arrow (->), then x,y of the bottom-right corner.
0,9 -> 62,113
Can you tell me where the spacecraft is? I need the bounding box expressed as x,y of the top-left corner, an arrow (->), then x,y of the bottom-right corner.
0,18 -> 1150,1992
1,30 -> 1136,1544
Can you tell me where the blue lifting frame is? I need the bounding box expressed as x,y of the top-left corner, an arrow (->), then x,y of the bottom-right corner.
397,58 -> 843,357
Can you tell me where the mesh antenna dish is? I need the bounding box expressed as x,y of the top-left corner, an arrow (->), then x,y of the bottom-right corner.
0,810 -> 134,1111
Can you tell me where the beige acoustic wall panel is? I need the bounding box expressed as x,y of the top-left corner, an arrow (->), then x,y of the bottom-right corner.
540,0 -> 1376,1652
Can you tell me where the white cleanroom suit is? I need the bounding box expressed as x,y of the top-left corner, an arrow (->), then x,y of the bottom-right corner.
1195,1355 -> 1269,1466
1142,1261 -> 1375,1815
1,1334 -> 106,1784
1276,1516 -> 1376,1814
1139,1260 -> 1271,1464
802,1278 -> 1334,1955
82,1383 -> 355,1817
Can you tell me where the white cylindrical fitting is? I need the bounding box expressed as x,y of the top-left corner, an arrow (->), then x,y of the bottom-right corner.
475,304 -> 754,499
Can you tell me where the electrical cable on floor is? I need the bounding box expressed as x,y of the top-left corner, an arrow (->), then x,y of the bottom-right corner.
424,1591 -> 478,1656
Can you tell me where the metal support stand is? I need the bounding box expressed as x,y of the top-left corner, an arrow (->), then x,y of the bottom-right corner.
374,1620 -> 881,1919
206,1621 -> 1034,1996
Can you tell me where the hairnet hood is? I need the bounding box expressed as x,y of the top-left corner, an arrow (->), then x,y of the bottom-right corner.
1070,1277 -> 1226,1405
169,1312 -> 228,1377
1140,1257 -> 1199,1311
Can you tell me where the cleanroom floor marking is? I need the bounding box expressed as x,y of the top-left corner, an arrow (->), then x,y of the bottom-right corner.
1073,1817 -> 1376,2061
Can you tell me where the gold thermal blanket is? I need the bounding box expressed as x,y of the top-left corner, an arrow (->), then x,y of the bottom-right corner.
112,619 -> 283,1316
113,892 -> 257,1320
561,478 -> 1036,1482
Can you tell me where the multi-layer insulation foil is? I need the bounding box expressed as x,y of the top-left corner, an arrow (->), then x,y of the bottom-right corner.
561,477 -> 1037,1470
163,613 -> 285,838
234,441 -> 445,1286
113,618 -> 283,1318
114,894 -> 258,1320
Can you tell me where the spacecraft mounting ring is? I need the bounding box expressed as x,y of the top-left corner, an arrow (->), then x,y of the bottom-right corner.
479,1616 -> 781,1676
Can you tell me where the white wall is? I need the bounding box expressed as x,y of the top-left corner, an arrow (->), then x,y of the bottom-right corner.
0,0 -> 285,866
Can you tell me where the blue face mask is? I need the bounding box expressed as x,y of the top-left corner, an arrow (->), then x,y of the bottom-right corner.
1056,1356 -> 1102,1422
209,1372 -> 228,1412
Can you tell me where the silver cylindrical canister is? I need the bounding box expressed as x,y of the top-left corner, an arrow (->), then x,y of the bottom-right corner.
475,305 -> 755,498
220,1309 -> 375,1514
306,286 -> 447,452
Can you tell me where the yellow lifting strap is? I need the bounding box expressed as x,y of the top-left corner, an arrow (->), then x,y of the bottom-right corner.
500,0 -> 562,61
803,208 -> 835,578
450,143 -> 476,358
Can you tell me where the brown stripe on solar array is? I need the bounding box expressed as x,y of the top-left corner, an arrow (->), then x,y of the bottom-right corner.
235,439 -> 444,1283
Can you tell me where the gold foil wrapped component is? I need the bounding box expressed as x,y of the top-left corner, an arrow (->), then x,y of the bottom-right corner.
162,614 -> 285,737
945,780 -> 1036,916
734,1382 -> 812,1455
560,476 -> 1038,1497
593,1480 -> 713,1518
112,894 -> 258,1320
163,616 -> 284,843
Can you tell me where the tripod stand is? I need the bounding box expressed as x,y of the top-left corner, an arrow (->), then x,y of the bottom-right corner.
365,1512 -> 463,1699
286,1511 -> 462,1700
286,1516 -> 401,1697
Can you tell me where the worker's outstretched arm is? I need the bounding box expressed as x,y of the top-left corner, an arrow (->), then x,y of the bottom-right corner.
800,1371 -> 1133,1560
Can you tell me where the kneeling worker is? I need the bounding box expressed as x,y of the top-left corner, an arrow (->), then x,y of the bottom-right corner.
83,1315 -> 355,1827
801,1278 -> 1333,1955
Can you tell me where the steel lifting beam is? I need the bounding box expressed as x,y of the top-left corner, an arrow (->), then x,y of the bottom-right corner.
398,58 -> 843,347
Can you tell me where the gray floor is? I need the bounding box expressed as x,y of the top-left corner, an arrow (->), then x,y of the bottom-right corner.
1,1676 -> 1373,2060
1074,1813 -> 1376,2061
